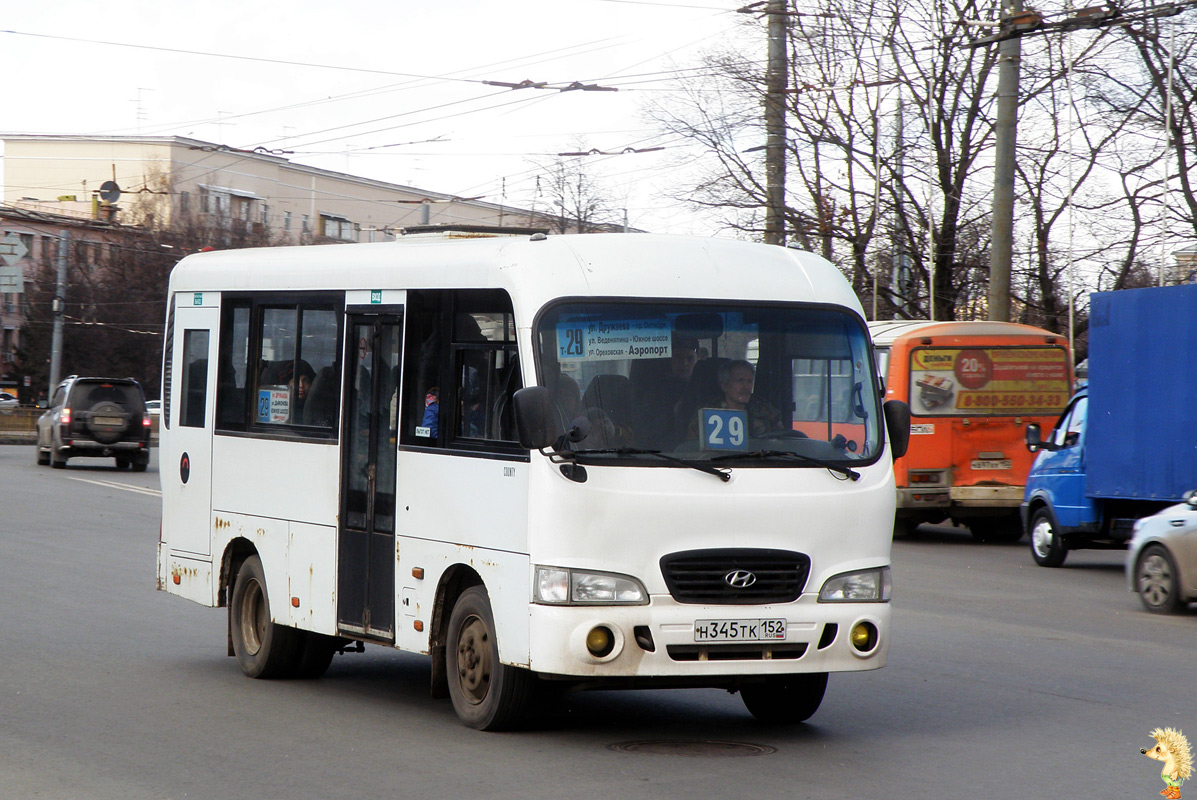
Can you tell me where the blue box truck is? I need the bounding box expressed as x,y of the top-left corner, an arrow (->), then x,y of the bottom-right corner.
1021,283 -> 1197,566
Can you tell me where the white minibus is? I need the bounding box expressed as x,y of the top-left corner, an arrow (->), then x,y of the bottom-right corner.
157,232 -> 910,730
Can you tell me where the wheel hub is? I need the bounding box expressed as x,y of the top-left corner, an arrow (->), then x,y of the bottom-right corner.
1140,554 -> 1173,605
456,616 -> 491,704
1031,520 -> 1053,557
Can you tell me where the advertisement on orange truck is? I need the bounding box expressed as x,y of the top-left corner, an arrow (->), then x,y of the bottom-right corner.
909,347 -> 1071,415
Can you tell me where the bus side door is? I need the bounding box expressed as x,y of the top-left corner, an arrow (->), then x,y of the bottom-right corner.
338,313 -> 402,641
162,298 -> 219,578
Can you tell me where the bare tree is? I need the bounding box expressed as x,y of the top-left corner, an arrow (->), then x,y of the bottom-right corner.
527,147 -> 622,234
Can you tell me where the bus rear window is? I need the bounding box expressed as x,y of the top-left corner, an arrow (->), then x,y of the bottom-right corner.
907,345 -> 1071,416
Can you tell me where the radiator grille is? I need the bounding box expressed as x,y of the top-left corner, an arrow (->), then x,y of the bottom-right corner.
667,643 -> 808,662
659,548 -> 810,605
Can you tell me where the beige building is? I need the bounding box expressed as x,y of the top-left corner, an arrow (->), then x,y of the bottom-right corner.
3,133 -> 618,398
2,134 -> 558,243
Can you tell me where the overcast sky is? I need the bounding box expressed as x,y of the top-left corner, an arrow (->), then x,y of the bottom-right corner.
2,0 -> 756,234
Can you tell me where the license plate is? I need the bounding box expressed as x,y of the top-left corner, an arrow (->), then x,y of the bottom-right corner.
694,619 -> 786,643
96,417 -> 122,426
971,459 -> 1012,470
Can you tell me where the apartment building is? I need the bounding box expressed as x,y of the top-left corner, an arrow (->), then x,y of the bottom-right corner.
2,134 -> 555,243
3,133 -> 609,399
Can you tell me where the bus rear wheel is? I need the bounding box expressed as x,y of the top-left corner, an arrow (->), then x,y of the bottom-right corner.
740,673 -> 828,723
292,632 -> 340,679
446,586 -> 534,730
230,555 -> 299,679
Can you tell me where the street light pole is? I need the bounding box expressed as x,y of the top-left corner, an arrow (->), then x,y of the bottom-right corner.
48,231 -> 69,397
764,0 -> 788,245
987,0 -> 1024,322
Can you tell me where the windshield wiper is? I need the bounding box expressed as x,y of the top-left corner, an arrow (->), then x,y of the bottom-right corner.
572,447 -> 731,482
710,449 -> 860,481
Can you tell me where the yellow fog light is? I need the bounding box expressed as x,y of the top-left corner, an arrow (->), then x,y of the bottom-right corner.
586,626 -> 615,658
850,621 -> 878,653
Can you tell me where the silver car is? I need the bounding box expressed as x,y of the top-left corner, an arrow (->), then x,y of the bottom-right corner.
36,375 -> 152,470
0,391 -> 17,413
1127,492 -> 1197,613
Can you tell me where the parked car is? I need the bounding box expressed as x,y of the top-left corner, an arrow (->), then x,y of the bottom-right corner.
145,400 -> 161,416
36,376 -> 152,470
0,391 -> 18,413
1127,491 -> 1197,613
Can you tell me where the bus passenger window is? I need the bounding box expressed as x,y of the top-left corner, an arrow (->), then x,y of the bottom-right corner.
216,304 -> 249,429
401,289 -> 521,450
455,349 -> 520,440
180,330 -> 209,428
253,305 -> 340,431
214,295 -> 342,436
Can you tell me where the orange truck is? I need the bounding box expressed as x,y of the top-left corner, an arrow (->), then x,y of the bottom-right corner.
868,321 -> 1072,541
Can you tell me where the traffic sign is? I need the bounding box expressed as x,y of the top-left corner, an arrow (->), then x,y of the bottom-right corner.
0,232 -> 29,267
0,266 -> 23,293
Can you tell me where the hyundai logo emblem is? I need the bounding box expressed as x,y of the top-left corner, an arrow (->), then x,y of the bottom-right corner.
725,570 -> 757,588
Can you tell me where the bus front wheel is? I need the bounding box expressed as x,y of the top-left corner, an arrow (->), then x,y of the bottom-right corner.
446,586 -> 534,730
230,555 -> 299,679
740,673 -> 828,723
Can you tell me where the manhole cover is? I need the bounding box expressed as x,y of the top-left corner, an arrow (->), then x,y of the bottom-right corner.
608,740 -> 776,757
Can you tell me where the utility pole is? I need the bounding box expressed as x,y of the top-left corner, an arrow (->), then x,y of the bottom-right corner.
48,231 -> 69,397
987,0 -> 1024,322
764,0 -> 789,245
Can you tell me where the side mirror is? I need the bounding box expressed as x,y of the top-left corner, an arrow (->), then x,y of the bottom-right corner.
1025,422 -> 1043,453
883,399 -> 910,460
1185,489 -> 1197,509
513,386 -> 561,450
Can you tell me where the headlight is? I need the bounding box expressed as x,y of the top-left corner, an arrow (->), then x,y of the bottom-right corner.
534,566 -> 649,605
818,566 -> 892,603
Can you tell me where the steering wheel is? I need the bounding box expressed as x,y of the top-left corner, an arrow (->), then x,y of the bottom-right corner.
758,429 -> 809,440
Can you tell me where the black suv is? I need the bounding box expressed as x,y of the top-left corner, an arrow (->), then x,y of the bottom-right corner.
36,376 -> 151,470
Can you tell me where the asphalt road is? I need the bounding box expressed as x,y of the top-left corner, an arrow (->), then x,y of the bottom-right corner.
1,444 -> 1193,799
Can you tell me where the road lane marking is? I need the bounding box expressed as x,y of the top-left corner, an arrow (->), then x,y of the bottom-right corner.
67,476 -> 161,497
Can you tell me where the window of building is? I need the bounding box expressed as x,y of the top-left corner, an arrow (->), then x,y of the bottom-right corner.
284,211 -> 292,232
180,191 -> 190,214
320,215 -> 356,242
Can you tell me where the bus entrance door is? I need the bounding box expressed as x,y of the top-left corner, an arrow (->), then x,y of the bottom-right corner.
337,314 -> 402,641
163,301 -> 218,563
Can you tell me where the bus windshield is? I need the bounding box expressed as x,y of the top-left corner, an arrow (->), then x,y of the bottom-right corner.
534,301 -> 883,465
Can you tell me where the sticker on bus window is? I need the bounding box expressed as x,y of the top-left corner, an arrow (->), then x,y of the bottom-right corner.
556,319 -> 672,362
257,386 -> 290,423
699,408 -> 749,451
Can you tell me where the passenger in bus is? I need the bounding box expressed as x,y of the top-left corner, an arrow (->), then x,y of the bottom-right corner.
422,387 -> 440,438
686,359 -> 781,439
718,359 -> 781,435
281,359 -> 316,422
303,367 -> 338,427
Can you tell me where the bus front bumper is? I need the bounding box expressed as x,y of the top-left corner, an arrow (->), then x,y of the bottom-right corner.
525,596 -> 889,681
